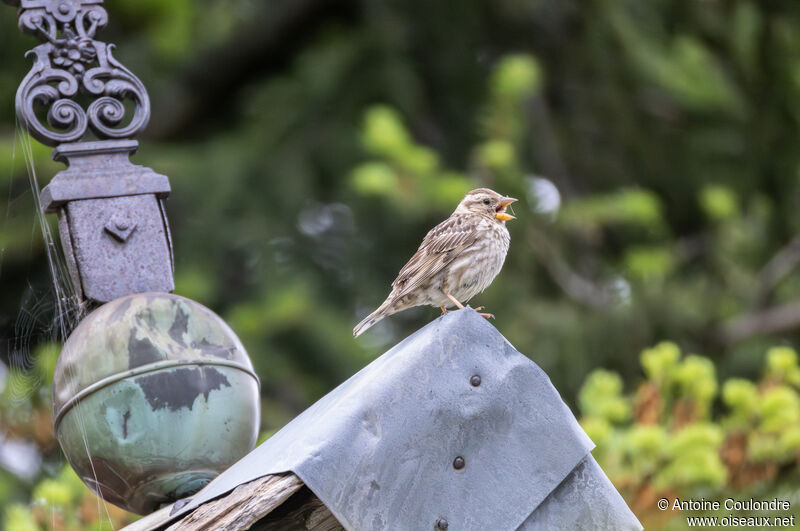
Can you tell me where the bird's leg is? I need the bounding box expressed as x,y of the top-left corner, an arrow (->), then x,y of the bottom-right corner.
444,292 -> 465,310
473,306 -> 495,320
444,292 -> 492,318
440,305 -> 448,315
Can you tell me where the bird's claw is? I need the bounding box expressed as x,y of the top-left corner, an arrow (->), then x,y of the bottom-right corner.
473,307 -> 494,319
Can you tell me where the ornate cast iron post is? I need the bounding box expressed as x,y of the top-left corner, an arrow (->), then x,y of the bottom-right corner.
10,0 -> 173,301
4,0 -> 260,515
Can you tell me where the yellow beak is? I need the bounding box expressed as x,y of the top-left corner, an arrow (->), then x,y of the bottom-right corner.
495,196 -> 518,221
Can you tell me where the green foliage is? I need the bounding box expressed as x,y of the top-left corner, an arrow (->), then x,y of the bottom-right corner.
700,185 -> 740,222
476,139 -> 515,171
611,12 -> 743,113
641,341 -> 681,388
624,246 -> 675,281
350,162 -> 400,197
658,423 -> 727,490
581,344 -> 800,526
490,54 -> 541,102
581,416 -> 614,449
4,0 -> 800,525
484,54 -> 541,144
625,424 -> 667,479
674,355 -> 718,417
558,189 -> 664,233
2,466 -> 136,530
766,346 -> 800,386
351,104 -> 469,210
114,0 -> 194,61
757,386 -> 799,434
3,505 -> 38,531
361,106 -> 415,160
579,370 -> 631,423
32,478 -> 73,507
722,378 -> 758,427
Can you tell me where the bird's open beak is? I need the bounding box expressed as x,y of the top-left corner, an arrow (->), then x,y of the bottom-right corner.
495,196 -> 518,221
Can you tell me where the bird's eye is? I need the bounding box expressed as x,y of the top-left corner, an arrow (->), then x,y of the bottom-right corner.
483,199 -> 491,205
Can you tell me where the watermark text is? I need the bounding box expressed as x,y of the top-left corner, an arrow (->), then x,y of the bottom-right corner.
657,497 -> 795,528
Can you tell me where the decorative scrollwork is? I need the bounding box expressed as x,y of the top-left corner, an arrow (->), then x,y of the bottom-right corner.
12,0 -> 150,146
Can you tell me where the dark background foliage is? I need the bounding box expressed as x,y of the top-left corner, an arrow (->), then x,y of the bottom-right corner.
2,0 -> 800,527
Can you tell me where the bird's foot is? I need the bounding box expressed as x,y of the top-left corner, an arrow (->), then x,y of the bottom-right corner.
473,307 -> 494,319
440,305 -> 448,315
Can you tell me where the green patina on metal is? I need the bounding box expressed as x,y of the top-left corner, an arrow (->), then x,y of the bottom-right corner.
135,366 -> 230,411
53,292 -> 260,515
52,358 -> 258,429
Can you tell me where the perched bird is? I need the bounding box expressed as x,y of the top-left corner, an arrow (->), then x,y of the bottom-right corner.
353,188 -> 517,337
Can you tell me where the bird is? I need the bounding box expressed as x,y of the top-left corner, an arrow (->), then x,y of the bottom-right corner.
353,188 -> 517,337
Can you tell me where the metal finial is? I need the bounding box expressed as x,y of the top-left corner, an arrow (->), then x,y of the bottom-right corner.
13,0 -> 150,146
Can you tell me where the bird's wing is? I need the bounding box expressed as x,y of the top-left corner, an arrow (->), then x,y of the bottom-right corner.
390,214 -> 478,299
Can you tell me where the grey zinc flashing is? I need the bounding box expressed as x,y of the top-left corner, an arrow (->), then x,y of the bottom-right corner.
165,308 -> 641,530
519,455 -> 641,530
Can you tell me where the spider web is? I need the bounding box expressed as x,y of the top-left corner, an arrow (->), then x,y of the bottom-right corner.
4,125 -> 118,528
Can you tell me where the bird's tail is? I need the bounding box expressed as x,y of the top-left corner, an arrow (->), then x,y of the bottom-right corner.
353,300 -> 394,338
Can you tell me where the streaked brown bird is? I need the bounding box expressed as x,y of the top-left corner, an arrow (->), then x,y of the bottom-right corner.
353,188 -> 517,337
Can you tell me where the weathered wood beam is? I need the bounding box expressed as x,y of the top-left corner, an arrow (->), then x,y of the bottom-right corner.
167,474 -> 302,530
253,486 -> 344,531
165,473 -> 343,531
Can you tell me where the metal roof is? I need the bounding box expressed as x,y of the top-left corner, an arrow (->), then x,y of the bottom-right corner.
163,308 -> 641,530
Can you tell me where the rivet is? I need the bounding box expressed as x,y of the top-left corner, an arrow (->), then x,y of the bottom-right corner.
435,518 -> 449,530
453,456 -> 465,470
116,220 -> 129,231
58,2 -> 70,13
470,374 -> 481,387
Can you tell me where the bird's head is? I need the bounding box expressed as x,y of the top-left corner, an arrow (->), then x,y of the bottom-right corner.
455,188 -> 518,222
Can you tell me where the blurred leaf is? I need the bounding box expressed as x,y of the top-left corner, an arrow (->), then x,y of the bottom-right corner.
350,162 -> 399,197
641,341 -> 681,388
611,9 -> 744,113
559,188 -> 663,231
624,246 -> 675,281
361,105 -> 412,159
3,504 -> 39,531
490,54 -> 542,102
579,369 -> 631,423
476,139 -> 515,170
700,185 -> 740,222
